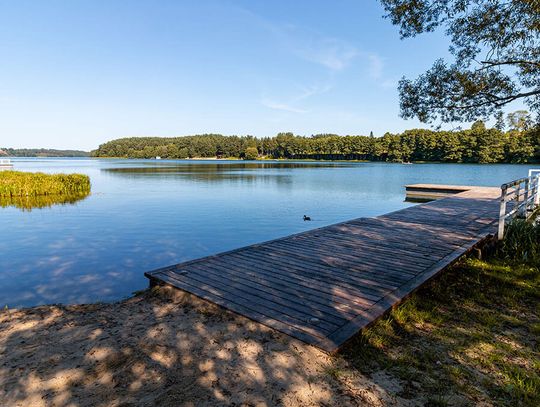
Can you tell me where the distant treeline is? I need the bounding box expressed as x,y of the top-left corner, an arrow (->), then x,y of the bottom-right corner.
92,126 -> 540,163
0,148 -> 89,157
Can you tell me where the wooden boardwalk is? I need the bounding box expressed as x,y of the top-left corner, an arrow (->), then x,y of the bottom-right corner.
145,185 -> 501,352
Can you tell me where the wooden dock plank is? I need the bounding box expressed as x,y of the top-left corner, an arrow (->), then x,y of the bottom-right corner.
221,252 -> 379,308
185,262 -> 349,326
234,248 -> 404,292
189,260 -> 363,319
145,184 -> 501,352
257,243 -> 418,285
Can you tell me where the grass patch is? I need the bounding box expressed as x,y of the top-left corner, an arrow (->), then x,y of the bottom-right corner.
0,170 -> 90,197
498,219 -> 540,265
341,256 -> 540,406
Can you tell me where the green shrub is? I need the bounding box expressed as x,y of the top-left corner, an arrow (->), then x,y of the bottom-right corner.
0,171 -> 91,197
243,147 -> 259,160
499,219 -> 540,265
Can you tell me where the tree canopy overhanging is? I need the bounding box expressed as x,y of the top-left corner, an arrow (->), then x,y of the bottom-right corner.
380,0 -> 540,124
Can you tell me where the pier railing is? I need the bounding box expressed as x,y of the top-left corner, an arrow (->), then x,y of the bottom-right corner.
498,170 -> 540,239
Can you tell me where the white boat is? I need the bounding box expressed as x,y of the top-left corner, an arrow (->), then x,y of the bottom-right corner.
0,158 -> 13,168
155,156 -> 161,160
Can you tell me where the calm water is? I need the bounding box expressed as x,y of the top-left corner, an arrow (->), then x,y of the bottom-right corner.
0,158 -> 532,307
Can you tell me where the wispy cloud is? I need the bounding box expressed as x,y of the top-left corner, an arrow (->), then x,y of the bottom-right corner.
362,53 -> 397,88
367,54 -> 384,79
260,82 -> 332,114
240,10 -> 358,72
292,37 -> 358,71
260,98 -> 308,113
292,83 -> 333,102
256,13 -> 389,82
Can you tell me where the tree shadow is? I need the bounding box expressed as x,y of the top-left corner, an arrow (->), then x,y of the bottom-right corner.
0,287 -> 400,406
2,258 -> 535,406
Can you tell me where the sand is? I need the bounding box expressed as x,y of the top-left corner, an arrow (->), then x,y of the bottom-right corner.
0,287 -> 411,407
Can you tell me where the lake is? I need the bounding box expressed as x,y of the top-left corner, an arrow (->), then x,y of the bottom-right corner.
0,158 -> 533,308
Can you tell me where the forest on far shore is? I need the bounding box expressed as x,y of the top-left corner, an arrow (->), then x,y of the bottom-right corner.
0,148 -> 89,157
92,114 -> 540,164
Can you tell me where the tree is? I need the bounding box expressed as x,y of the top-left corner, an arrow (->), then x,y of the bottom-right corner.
471,120 -> 486,131
495,112 -> 506,131
91,129 -> 537,163
381,0 -> 540,124
243,147 -> 259,160
507,110 -> 533,131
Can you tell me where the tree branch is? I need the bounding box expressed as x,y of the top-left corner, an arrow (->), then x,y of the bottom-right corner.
445,89 -> 540,110
479,60 -> 540,68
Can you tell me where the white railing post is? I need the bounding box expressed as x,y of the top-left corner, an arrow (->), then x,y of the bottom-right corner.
528,170 -> 540,206
514,182 -> 521,218
499,174 -> 540,239
524,178 -> 530,217
535,175 -> 540,206
498,185 -> 507,240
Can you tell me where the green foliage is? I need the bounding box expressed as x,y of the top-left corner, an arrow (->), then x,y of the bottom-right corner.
0,148 -> 89,157
499,219 -> 540,266
0,171 -> 91,198
471,120 -> 486,131
243,146 -> 259,160
91,126 -> 540,163
507,110 -> 534,132
381,0 -> 540,123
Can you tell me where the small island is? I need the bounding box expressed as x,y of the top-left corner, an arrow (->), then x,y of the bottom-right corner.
0,171 -> 91,197
0,171 -> 91,210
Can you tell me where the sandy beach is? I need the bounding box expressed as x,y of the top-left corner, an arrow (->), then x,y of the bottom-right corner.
0,287 -> 408,407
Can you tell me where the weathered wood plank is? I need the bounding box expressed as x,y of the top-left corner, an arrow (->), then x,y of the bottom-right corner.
234,249 -> 395,299
214,253 -> 379,309
326,225 -> 497,348
188,262 -> 350,324
259,242 -> 418,284
156,268 -> 337,336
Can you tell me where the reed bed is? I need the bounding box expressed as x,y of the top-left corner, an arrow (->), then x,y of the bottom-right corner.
0,171 -> 91,197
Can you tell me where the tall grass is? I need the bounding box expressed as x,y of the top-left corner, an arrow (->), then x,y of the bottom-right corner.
0,171 -> 91,197
499,219 -> 540,266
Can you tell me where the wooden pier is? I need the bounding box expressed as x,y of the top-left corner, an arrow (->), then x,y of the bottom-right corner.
145,185 -> 501,352
405,183 -> 481,201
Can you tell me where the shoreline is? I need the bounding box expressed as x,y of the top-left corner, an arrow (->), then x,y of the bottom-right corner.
87,156 -> 535,164
8,155 -> 536,164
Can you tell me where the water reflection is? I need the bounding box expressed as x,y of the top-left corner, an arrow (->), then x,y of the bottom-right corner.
105,161 -> 355,171
1,158 -> 531,308
102,161 -> 354,185
0,192 -> 90,211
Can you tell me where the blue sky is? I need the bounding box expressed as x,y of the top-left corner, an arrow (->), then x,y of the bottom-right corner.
1,0 -> 464,150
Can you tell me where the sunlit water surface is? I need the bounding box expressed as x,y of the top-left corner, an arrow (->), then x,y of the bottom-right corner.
0,158 -> 532,307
